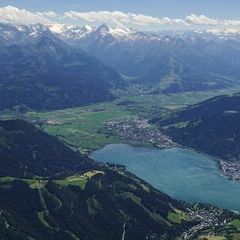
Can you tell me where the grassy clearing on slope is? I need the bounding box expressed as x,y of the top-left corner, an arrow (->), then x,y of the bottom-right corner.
0,177 -> 47,189
37,211 -> 52,229
198,236 -> 226,240
54,171 -> 104,190
167,209 -> 189,224
54,176 -> 87,190
232,233 -> 240,240
29,180 -> 47,189
0,171 -> 104,191
230,219 -> 240,231
0,176 -> 16,183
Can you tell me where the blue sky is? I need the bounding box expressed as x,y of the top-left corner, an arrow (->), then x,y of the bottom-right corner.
0,0 -> 239,19
0,0 -> 240,30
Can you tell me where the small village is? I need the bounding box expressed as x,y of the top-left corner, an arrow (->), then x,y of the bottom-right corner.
183,207 -> 228,239
221,160 -> 240,181
30,119 -> 60,126
104,117 -> 178,149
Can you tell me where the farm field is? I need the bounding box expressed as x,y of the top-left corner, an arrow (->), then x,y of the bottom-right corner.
1,88 -> 240,152
26,102 -> 135,151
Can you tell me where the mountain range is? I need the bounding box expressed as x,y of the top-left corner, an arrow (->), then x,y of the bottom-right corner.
54,23 -> 240,93
0,23 -> 125,111
1,22 -> 240,108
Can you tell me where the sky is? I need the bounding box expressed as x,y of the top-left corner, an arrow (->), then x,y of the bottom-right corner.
0,0 -> 240,30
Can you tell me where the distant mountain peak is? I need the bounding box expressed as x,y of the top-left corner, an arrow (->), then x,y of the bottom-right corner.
97,23 -> 109,30
83,24 -> 94,31
49,23 -> 95,40
32,34 -> 66,49
96,23 -> 111,36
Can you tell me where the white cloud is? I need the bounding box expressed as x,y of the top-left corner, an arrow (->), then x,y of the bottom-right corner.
184,14 -> 219,26
63,10 -> 240,29
0,5 -> 58,25
222,19 -> 240,27
1,5 -> 240,31
63,10 -> 187,27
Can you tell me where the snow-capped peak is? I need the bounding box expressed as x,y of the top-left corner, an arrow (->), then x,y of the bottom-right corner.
27,24 -> 50,37
49,23 -> 95,40
1,22 -> 240,48
49,23 -> 66,34
83,24 -> 94,32
49,23 -> 134,42
207,28 -> 240,35
109,27 -> 132,37
95,24 -> 133,37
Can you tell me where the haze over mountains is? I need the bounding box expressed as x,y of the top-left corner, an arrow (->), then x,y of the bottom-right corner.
55,23 -> 240,93
0,23 -> 125,110
1,22 -> 240,111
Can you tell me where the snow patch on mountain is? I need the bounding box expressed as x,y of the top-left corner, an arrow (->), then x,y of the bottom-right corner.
1,22 -> 240,46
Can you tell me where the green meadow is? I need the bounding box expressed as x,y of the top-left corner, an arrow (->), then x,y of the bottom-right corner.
2,88 -> 240,151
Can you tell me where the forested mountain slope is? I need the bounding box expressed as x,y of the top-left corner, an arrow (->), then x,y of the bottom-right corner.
0,32 -> 125,111
0,119 -> 198,240
152,93 -> 240,162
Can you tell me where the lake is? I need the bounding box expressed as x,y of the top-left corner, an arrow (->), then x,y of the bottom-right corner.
91,144 -> 240,211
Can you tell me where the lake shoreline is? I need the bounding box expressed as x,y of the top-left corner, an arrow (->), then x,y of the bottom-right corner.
92,144 -> 240,211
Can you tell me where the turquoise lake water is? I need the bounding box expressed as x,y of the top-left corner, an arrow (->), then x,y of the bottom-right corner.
91,144 -> 240,211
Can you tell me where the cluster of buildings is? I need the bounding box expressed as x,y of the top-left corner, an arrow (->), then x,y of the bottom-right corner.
105,117 -> 177,149
30,119 -> 60,126
183,208 -> 227,239
221,160 -> 240,181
